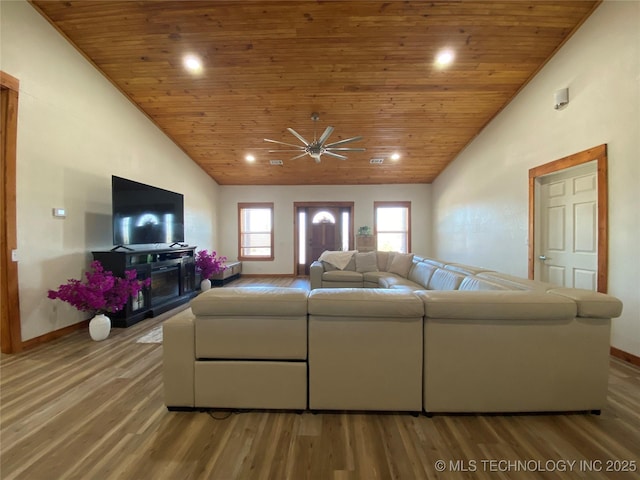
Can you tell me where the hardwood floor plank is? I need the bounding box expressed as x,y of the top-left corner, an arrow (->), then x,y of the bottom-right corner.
1,276 -> 639,479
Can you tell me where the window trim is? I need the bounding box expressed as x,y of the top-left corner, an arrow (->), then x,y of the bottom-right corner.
237,202 -> 274,261
374,201 -> 412,253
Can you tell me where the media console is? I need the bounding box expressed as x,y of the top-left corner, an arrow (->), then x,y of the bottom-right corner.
92,246 -> 197,327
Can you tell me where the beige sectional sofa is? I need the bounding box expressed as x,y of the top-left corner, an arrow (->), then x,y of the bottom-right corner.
164,252 -> 623,415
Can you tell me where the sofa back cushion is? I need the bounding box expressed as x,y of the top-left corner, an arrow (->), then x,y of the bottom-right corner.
427,268 -> 466,290
355,251 -> 379,272
407,261 -> 438,287
458,276 -> 511,291
387,253 -> 414,278
376,251 -> 391,271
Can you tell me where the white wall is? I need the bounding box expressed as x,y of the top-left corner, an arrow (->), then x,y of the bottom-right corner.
432,0 -> 640,356
220,184 -> 431,274
1,0 -> 220,341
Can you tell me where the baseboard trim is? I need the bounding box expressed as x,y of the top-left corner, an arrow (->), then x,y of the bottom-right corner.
21,320 -> 90,352
610,346 -> 640,367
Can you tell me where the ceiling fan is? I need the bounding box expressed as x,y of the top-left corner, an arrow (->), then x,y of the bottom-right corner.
264,112 -> 365,163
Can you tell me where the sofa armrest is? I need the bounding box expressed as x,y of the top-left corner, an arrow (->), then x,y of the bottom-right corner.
163,313 -> 195,408
310,261 -> 324,290
548,288 -> 623,318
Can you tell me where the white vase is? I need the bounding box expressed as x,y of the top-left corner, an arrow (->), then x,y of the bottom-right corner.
200,278 -> 212,291
89,314 -> 111,341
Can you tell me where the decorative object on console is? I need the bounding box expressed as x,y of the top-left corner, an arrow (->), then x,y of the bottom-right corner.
357,225 -> 372,236
195,249 -> 227,291
47,260 -> 151,341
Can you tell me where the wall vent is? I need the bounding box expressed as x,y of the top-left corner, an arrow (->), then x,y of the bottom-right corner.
370,158 -> 384,164
269,160 -> 284,166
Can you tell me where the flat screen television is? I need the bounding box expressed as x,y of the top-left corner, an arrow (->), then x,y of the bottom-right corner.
112,176 -> 185,246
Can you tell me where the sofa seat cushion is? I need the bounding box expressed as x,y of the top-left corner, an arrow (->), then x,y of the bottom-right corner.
376,274 -> 422,290
377,273 -> 407,288
309,288 -> 424,317
362,271 -> 388,284
322,270 -> 363,283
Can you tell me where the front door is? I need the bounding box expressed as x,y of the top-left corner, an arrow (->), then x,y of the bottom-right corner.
294,203 -> 354,275
537,162 -> 598,290
308,208 -> 341,269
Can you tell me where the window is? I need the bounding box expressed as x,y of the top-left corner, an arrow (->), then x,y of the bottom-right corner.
374,201 -> 411,253
238,203 -> 274,260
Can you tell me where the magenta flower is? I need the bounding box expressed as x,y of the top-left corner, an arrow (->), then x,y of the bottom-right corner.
48,260 -> 151,314
195,250 -> 227,280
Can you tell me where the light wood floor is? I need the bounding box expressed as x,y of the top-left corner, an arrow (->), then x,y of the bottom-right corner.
1,277 -> 639,480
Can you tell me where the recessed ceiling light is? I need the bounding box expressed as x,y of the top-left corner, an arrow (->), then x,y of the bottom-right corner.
183,54 -> 203,74
435,49 -> 455,68
245,154 -> 255,163
390,153 -> 401,161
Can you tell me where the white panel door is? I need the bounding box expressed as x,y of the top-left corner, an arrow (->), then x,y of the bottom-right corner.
538,162 -> 598,290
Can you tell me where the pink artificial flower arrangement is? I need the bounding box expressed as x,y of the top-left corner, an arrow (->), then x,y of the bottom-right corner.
48,260 -> 151,314
195,249 -> 227,280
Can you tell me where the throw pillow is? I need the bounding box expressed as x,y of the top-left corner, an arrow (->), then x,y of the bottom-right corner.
388,253 -> 414,278
355,251 -> 379,273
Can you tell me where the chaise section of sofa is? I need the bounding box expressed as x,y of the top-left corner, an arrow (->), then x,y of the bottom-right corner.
418,289 -> 622,413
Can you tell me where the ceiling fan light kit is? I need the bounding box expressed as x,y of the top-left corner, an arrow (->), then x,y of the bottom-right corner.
264,112 -> 365,163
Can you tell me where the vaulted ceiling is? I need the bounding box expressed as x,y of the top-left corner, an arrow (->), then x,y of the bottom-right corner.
31,1 -> 599,185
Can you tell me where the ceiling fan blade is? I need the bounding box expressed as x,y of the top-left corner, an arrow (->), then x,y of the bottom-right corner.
264,138 -> 304,149
317,126 -> 334,146
287,128 -> 310,146
324,136 -> 363,148
289,152 -> 309,160
268,149 -> 306,153
322,151 -> 348,160
325,147 -> 366,152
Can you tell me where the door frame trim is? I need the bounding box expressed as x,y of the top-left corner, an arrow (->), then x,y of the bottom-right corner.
1,70 -> 22,353
528,144 -> 608,292
293,201 -> 354,276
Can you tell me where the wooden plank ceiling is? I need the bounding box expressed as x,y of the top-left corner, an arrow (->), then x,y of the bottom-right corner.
31,1 -> 599,185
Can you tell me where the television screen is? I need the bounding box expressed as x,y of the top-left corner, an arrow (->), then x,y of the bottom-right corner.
112,176 -> 184,246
